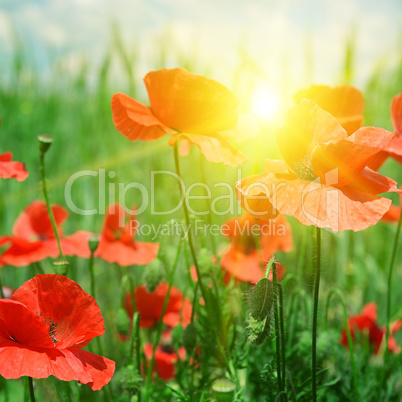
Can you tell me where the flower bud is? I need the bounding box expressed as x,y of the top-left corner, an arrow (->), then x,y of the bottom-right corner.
248,277 -> 273,321
247,315 -> 271,346
115,307 -> 131,337
115,364 -> 142,397
182,323 -> 197,354
143,259 -> 165,293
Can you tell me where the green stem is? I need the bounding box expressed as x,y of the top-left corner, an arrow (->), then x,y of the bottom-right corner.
278,283 -> 286,392
381,209 -> 402,394
88,251 -> 96,298
272,262 -> 283,393
173,144 -> 209,311
286,289 -> 309,348
324,288 -> 358,396
28,377 -> 36,402
129,312 -> 141,402
144,240 -> 182,399
199,153 -> 217,256
312,227 -> 321,402
39,152 -> 64,259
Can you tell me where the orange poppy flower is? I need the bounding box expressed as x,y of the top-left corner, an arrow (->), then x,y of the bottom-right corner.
111,68 -> 258,166
236,100 -> 400,232
95,204 -> 159,266
293,85 -> 364,135
220,213 -> 292,283
0,152 -> 28,181
340,303 -> 402,354
123,283 -> 192,329
368,93 -> 402,170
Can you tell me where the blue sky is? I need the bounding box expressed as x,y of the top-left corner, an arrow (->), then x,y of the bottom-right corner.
0,0 -> 400,89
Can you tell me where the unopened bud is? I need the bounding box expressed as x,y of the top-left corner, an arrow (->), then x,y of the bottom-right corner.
247,315 -> 271,346
115,307 -> 131,336
211,378 -> 237,402
115,364 -> 142,397
182,323 -> 197,353
248,277 -> 273,321
38,134 -> 54,154
143,259 -> 165,293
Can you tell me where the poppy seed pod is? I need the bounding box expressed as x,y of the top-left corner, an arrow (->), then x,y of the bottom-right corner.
248,277 -> 274,321
88,234 -> 100,253
211,378 -> 237,402
38,133 -> 54,154
143,258 -> 165,293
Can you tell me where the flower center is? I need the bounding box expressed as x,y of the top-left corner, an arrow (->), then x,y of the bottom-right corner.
38,312 -> 58,343
292,158 -> 317,181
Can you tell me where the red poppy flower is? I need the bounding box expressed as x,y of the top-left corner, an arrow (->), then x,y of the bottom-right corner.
236,100 -> 400,232
293,85 -> 364,135
340,303 -> 402,354
144,338 -> 185,381
368,93 -> 402,171
0,201 -> 91,267
0,152 -> 28,181
220,214 -> 292,283
124,283 -> 192,329
95,204 -> 159,266
0,274 -> 115,389
111,68 -> 258,166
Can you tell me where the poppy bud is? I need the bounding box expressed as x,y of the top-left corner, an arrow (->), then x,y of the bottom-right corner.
53,258 -> 69,275
211,378 -> 237,402
88,234 -> 100,253
38,134 -> 54,154
247,315 -> 271,346
115,364 -> 142,397
172,324 -> 184,350
143,259 -> 165,293
248,277 -> 273,321
182,323 -> 197,354
198,248 -> 213,273
115,307 -> 131,337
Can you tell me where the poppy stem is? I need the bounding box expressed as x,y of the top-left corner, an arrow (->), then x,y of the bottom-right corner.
144,240 -> 182,400
39,148 -> 64,260
312,227 -> 321,402
199,153 -> 217,256
28,377 -> 36,402
324,288 -> 358,396
129,312 -> 142,401
0,275 -> 5,299
381,208 -> 402,394
278,283 -> 286,393
271,262 -> 283,393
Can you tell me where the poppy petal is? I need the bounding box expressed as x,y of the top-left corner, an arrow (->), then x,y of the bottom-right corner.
391,93 -> 402,136
0,344 -> 115,390
310,127 -> 394,186
0,152 -> 28,181
169,133 -> 246,167
13,201 -> 68,239
294,85 -> 364,134
11,275 -> 105,349
0,299 -> 54,348
236,173 -> 392,231
276,100 -> 348,171
95,240 -> 159,266
145,68 -> 239,134
111,93 -> 174,142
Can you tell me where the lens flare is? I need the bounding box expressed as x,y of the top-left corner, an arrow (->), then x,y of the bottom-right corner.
250,85 -> 280,121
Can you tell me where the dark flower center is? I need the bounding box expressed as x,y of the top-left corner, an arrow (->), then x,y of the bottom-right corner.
292,158 -> 317,181
38,312 -> 58,343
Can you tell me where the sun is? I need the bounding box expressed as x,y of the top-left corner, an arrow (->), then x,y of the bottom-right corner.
250,85 -> 281,121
